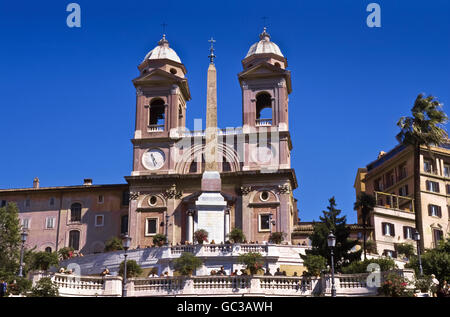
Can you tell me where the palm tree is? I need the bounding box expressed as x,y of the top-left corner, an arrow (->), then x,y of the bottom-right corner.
354,192 -> 376,260
396,94 -> 448,249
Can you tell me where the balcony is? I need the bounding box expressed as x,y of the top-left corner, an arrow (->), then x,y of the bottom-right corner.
147,124 -> 164,132
256,118 -> 272,126
374,191 -> 414,213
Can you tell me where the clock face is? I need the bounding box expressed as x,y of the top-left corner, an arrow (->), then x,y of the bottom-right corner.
252,145 -> 274,164
142,149 -> 165,170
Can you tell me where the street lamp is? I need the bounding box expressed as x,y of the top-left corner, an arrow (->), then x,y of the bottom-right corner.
18,230 -> 28,277
414,230 -> 423,276
165,214 -> 169,245
327,231 -> 337,297
121,233 -> 132,297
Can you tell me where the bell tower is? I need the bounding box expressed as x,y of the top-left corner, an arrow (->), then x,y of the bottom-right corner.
238,28 -> 292,132
131,35 -> 191,175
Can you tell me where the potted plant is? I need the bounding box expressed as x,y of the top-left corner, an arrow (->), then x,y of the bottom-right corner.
227,228 -> 246,244
152,234 -> 167,247
269,232 -> 285,244
58,247 -> 75,260
173,252 -> 203,276
238,252 -> 264,275
194,229 -> 208,244
104,237 -> 124,252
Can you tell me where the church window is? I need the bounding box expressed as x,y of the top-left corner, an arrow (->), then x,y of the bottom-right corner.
260,191 -> 270,201
259,214 -> 271,231
149,196 -> 157,206
145,218 -> 158,236
256,92 -> 272,126
170,68 -> 177,75
98,195 -> 104,204
69,230 -> 80,250
70,203 -> 82,222
149,99 -> 165,130
274,62 -> 281,67
45,247 -> 52,253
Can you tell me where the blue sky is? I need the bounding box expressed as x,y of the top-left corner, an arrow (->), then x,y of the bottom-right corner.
0,0 -> 449,224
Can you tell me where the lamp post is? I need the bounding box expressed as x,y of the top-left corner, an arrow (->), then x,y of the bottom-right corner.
121,233 -> 132,297
18,230 -> 28,277
414,230 -> 423,276
327,231 -> 337,297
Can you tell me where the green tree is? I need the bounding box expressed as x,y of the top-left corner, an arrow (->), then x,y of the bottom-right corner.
396,94 -> 448,249
173,252 -> 203,276
58,247 -> 74,260
118,260 -> 143,278
354,192 -> 376,260
302,255 -> 327,276
29,277 -> 59,297
227,228 -> 246,243
0,203 -> 21,276
395,243 -> 415,260
30,251 -> 59,271
341,258 -> 396,274
302,197 -> 361,271
104,237 -> 124,252
406,235 -> 450,283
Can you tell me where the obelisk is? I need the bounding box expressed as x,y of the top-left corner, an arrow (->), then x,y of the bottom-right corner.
195,38 -> 227,244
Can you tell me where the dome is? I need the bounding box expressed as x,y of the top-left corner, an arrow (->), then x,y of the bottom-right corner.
143,35 -> 182,64
245,28 -> 284,58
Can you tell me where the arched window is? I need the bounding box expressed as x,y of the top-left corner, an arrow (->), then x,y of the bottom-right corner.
70,203 -> 82,222
69,230 -> 80,251
149,99 -> 165,131
45,247 -> 52,253
256,92 -> 272,126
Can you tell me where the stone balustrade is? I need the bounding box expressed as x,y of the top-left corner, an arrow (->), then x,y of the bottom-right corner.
29,269 -> 415,297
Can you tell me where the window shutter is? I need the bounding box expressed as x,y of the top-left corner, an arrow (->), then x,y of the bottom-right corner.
391,224 -> 395,236
405,185 -> 409,196
437,182 -> 440,193
426,180 -> 430,191
382,223 -> 386,235
438,206 -> 442,218
428,205 -> 432,216
403,226 -> 407,239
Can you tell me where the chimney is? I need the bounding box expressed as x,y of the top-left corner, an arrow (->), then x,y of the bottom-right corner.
33,177 -> 40,189
83,178 -> 93,186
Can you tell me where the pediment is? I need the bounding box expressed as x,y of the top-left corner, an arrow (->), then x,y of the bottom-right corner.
239,62 -> 287,78
133,69 -> 180,85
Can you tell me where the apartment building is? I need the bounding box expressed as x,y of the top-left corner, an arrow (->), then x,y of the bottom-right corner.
355,143 -> 450,256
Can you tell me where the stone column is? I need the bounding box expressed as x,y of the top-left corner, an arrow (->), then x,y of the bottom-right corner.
187,210 -> 194,244
224,209 -> 230,241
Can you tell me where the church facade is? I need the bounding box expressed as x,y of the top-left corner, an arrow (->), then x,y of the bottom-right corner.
0,28 -> 299,254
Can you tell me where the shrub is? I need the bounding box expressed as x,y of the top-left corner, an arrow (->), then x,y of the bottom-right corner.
269,232 -> 285,244
414,275 -> 433,293
119,260 -> 143,278
58,247 -> 74,260
227,228 -> 246,244
173,252 -> 203,276
395,243 -> 415,259
341,258 -> 397,274
31,252 -> 59,271
238,252 -> 264,275
379,272 -> 413,297
6,276 -> 32,296
303,255 -> 327,276
194,229 -> 208,244
152,234 -> 167,247
104,237 -> 124,252
29,277 -> 59,297
364,240 -> 377,254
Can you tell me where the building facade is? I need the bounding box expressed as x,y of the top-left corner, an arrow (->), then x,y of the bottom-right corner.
354,144 -> 450,256
0,28 -> 299,254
